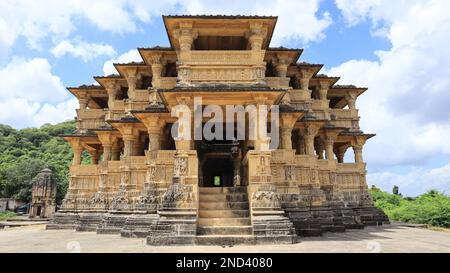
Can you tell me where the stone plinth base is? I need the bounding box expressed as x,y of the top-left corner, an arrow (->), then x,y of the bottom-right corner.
46,212 -> 79,230
146,210 -> 197,246
285,206 -> 390,236
75,212 -> 105,232
252,210 -> 297,244
96,212 -> 130,234
357,206 -> 390,225
121,213 -> 159,238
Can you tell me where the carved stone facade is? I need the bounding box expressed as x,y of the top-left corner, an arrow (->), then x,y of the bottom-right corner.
47,15 -> 388,245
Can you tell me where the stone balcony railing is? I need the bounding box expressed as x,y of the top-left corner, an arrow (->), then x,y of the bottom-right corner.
336,163 -> 364,172
121,156 -> 147,168
132,89 -> 150,102
311,100 -> 329,111
70,164 -> 99,175
76,109 -> 105,120
106,101 -> 126,121
125,100 -> 148,112
329,119 -> 360,130
329,108 -> 359,120
77,118 -> 107,130
159,77 -> 177,89
110,100 -> 125,111
76,109 -> 107,130
288,89 -> 312,102
105,111 -> 127,121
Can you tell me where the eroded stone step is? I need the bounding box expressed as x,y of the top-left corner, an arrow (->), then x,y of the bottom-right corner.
198,209 -> 250,218
198,217 -> 251,226
199,193 -> 248,202
199,201 -> 249,210
196,235 -> 256,245
197,225 -> 252,235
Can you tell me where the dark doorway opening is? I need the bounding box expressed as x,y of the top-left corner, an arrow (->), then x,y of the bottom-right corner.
201,155 -> 234,187
36,206 -> 42,217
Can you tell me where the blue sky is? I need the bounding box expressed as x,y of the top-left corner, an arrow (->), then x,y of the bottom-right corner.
0,0 -> 449,196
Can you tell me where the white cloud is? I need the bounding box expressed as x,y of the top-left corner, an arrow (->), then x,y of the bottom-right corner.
327,0 -> 450,166
0,58 -> 67,103
102,49 -> 142,75
52,40 -> 116,62
0,0 -> 178,58
0,0 -> 333,60
0,58 -> 76,128
368,163 -> 450,197
327,0 -> 450,194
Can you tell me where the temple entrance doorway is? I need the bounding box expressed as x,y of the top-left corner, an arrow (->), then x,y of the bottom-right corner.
196,139 -> 243,188
201,155 -> 234,187
36,206 -> 42,217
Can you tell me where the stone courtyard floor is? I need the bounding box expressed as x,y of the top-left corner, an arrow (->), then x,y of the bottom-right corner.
0,223 -> 449,253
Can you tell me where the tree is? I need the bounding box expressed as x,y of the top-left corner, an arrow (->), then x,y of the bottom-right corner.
369,187 -> 450,228
0,120 -> 77,203
393,185 -> 399,195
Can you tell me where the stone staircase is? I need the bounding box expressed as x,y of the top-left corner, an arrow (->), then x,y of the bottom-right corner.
196,186 -> 255,245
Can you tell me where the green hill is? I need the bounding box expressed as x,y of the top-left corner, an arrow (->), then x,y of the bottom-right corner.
0,121 -> 90,203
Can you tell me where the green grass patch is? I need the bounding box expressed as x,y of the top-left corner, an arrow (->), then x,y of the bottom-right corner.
0,211 -> 17,221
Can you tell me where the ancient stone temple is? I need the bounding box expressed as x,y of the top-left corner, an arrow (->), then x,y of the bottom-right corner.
47,15 -> 389,245
30,168 -> 56,218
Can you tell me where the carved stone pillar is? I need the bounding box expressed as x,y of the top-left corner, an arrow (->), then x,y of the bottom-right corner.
232,147 -> 242,186
97,131 -> 117,163
281,127 -> 292,149
173,97 -> 192,151
68,139 -> 83,165
79,98 -> 88,110
105,82 -> 119,109
247,22 -> 266,50
114,124 -> 139,157
174,23 -> 197,52
351,136 -> 367,164
103,145 -> 112,162
300,123 -> 320,156
323,130 -> 340,162
318,81 -> 331,101
139,116 -> 163,152
280,112 -> 302,150
72,145 -> 83,165
111,142 -> 121,161
254,102 -> 270,151
335,145 -> 349,163
299,69 -> 314,92
353,145 -> 363,163
345,92 -> 357,110
123,137 -> 134,157
275,57 -> 289,78
126,74 -> 138,101
149,54 -> 164,88
324,136 -> 335,161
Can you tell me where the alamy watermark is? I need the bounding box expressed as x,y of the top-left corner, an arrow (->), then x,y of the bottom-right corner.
170,96 -> 280,150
